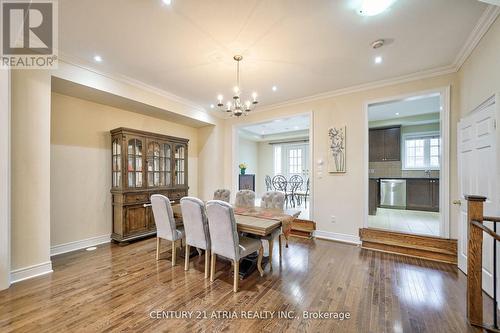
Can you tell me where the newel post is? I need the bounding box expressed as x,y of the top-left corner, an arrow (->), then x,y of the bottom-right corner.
465,195 -> 487,327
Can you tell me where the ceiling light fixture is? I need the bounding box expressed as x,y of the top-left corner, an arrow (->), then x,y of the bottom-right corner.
374,56 -> 383,64
272,85 -> 277,92
395,112 -> 400,116
93,55 -> 102,62
162,0 -> 172,5
358,0 -> 397,16
215,55 -> 258,117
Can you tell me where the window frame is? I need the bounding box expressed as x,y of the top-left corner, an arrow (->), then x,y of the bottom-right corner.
401,131 -> 441,171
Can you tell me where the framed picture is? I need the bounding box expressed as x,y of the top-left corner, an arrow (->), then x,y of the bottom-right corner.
327,126 -> 346,173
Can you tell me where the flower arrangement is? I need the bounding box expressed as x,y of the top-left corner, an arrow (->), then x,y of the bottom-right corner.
239,163 -> 247,175
328,126 -> 346,173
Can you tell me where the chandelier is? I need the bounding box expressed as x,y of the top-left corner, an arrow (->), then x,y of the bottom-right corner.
216,55 -> 258,117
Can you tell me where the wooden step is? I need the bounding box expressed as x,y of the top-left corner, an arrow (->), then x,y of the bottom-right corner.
290,219 -> 316,239
359,228 -> 457,264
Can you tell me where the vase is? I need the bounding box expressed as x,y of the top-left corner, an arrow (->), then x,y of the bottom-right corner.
240,168 -> 246,175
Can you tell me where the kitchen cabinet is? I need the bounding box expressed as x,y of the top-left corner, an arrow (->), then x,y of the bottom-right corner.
369,179 -> 379,215
369,126 -> 401,162
406,178 -> 439,212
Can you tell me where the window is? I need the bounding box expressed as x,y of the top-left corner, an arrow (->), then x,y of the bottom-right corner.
403,133 -> 440,170
274,145 -> 282,174
288,148 -> 302,174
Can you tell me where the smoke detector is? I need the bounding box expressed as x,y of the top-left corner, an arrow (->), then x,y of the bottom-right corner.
371,39 -> 385,49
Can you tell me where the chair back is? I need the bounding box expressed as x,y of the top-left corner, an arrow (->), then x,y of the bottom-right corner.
206,200 -> 240,260
213,189 -> 230,202
289,175 -> 304,193
272,175 -> 287,192
180,197 -> 210,250
151,194 -> 178,241
261,191 -> 285,210
235,190 -> 255,208
265,175 -> 272,191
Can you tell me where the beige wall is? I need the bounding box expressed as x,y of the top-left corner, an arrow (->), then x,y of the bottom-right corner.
0,69 -> 11,289
459,16 -> 500,117
257,141 -> 274,194
11,70 -> 52,271
224,74 -> 459,239
50,92 -> 199,246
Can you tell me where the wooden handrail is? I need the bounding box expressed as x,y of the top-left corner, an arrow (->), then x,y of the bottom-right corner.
471,220 -> 500,242
465,195 -> 500,332
484,216 -> 500,223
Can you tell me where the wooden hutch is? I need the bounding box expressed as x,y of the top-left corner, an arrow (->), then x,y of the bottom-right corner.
110,128 -> 189,242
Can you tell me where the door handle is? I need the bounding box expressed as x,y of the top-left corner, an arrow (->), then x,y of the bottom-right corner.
452,200 -> 462,206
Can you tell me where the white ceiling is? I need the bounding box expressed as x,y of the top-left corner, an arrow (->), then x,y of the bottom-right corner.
59,0 -> 488,110
239,115 -> 310,137
368,93 -> 440,121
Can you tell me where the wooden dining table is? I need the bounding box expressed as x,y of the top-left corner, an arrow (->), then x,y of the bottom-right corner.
171,204 -> 300,278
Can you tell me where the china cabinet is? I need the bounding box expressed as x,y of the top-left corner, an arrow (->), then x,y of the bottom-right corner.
110,128 -> 189,242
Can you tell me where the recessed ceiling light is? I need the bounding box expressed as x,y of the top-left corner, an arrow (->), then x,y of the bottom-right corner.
162,0 -> 172,5
272,85 -> 277,92
440,106 -> 443,111
93,55 -> 102,62
358,0 -> 397,16
374,56 -> 383,64
395,112 -> 400,116
210,104 -> 214,109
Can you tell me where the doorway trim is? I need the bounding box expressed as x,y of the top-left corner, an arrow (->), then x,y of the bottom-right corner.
363,86 -> 451,238
231,111 -> 314,220
0,69 -> 11,290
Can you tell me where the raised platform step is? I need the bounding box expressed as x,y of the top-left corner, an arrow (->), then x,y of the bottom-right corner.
359,228 -> 457,264
290,219 -> 316,239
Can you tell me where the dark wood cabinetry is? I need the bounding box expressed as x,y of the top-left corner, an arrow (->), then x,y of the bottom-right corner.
369,179 -> 379,215
239,174 -> 255,191
110,128 -> 189,242
369,126 -> 401,162
406,179 -> 439,212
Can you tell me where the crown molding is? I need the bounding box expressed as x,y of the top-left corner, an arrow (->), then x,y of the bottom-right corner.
254,64 -> 456,113
250,5 -> 500,114
453,4 -> 500,71
57,5 -> 499,120
57,52 -> 225,120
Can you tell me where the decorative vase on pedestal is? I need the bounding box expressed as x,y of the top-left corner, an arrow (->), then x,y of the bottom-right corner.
240,168 -> 246,175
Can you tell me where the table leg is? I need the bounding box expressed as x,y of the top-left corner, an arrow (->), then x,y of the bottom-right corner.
268,237 -> 274,271
257,246 -> 264,277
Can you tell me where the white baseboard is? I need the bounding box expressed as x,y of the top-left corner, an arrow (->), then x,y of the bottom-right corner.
314,230 -> 361,245
50,234 -> 111,256
11,261 -> 53,283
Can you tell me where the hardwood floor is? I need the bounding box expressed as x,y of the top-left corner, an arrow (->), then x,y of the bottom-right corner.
0,238 -> 492,332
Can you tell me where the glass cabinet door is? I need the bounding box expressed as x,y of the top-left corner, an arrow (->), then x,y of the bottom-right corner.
174,144 -> 186,186
112,138 -> 122,188
127,138 -> 143,188
147,141 -> 172,187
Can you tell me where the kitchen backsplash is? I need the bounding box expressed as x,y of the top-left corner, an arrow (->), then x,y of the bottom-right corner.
369,161 -> 440,178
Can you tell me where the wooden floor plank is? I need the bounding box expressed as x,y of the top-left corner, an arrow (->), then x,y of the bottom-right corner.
0,237 -> 490,332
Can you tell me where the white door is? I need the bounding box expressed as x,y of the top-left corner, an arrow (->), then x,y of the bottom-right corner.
457,95 -> 498,297
284,144 -> 309,179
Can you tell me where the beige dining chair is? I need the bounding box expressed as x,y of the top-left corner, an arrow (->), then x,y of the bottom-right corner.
205,200 -> 264,292
213,189 -> 231,203
235,190 -> 255,208
151,194 -> 185,266
260,191 -> 286,270
180,197 -> 211,278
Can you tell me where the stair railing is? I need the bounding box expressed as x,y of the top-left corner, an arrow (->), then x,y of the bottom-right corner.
465,195 -> 499,332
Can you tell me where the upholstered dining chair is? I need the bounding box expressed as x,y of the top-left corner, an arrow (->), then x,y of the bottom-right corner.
213,189 -> 230,202
151,194 -> 185,266
205,200 -> 264,292
180,197 -> 211,278
235,190 -> 255,208
260,191 -> 286,270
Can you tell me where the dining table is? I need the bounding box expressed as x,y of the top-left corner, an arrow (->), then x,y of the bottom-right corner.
172,204 -> 301,278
